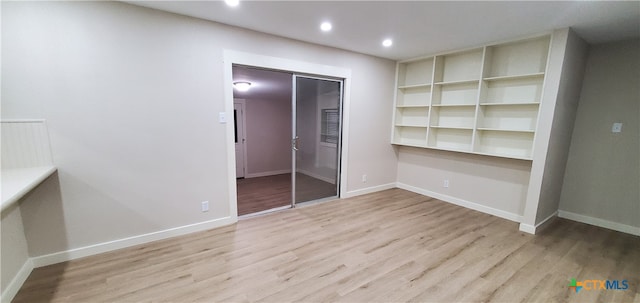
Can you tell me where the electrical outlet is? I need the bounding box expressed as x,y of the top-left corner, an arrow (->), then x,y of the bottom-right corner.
443,180 -> 449,188
612,122 -> 623,133
201,201 -> 209,212
362,174 -> 367,183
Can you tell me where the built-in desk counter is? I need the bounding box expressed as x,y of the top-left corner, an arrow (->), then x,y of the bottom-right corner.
1,120 -> 56,211
1,166 -> 57,212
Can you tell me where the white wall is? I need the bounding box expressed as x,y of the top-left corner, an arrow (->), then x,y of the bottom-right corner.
559,39 -> 640,234
1,205 -> 31,297
1,1 -> 397,260
396,147 -> 532,221
244,97 -> 292,177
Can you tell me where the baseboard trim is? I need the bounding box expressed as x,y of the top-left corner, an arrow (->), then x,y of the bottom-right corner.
519,211 -> 558,234
31,216 -> 236,268
245,169 -> 291,179
1,259 -> 33,303
397,183 -> 522,223
296,169 -> 336,185
518,223 -> 536,234
558,210 -> 640,236
342,182 -> 397,198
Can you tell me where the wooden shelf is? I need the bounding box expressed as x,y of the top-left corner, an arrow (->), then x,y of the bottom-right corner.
430,126 -> 474,130
480,102 -> 540,106
483,72 -> 544,82
396,85 -> 431,107
397,58 -> 434,87
398,83 -> 431,89
391,35 -> 550,160
432,104 -> 475,107
395,124 -> 428,128
391,141 -> 428,148
396,105 -> 430,108
428,127 -> 473,152
476,127 -> 535,133
473,151 -> 532,161
433,79 -> 479,86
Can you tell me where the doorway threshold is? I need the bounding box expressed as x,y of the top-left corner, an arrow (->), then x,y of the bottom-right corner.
238,205 -> 291,220
295,196 -> 340,208
238,195 -> 341,220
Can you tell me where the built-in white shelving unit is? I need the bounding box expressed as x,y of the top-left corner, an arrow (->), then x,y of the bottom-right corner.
392,35 -> 550,160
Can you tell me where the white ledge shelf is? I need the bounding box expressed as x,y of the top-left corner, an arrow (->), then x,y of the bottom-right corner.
1,166 -> 57,212
395,124 -> 428,128
396,144 -> 533,161
477,128 -> 535,133
480,102 -> 540,106
432,104 -> 476,107
483,72 -> 545,81
396,105 -> 430,108
391,141 -> 428,148
398,83 -> 432,89
433,79 -> 479,86
429,126 -> 474,130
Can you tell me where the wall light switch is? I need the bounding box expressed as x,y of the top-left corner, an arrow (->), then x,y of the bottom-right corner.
612,122 -> 623,133
219,112 -> 227,124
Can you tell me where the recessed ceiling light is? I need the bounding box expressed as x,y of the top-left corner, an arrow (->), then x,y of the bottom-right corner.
320,22 -> 332,32
382,39 -> 393,47
233,81 -> 251,92
225,0 -> 239,7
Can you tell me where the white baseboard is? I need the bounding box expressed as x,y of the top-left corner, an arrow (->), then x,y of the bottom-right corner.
31,216 -> 236,268
519,211 -> 558,234
245,169 -> 291,179
518,223 -> 536,234
396,183 -> 522,222
558,210 -> 640,236
296,169 -> 336,185
342,182 -> 397,198
1,259 -> 33,303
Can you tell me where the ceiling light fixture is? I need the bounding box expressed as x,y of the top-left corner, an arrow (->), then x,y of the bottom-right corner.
382,39 -> 393,47
320,22 -> 332,32
233,81 -> 251,92
225,0 -> 239,7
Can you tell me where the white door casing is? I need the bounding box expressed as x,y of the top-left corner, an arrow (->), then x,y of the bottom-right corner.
223,50 -> 352,219
234,100 -> 246,178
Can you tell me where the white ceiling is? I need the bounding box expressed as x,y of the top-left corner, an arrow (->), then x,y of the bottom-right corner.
127,1 -> 640,61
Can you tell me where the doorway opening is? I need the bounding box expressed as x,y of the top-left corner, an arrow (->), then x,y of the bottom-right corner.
232,65 -> 343,216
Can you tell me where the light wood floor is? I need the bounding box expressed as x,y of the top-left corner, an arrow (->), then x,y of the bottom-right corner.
236,173 -> 336,215
13,189 -> 640,302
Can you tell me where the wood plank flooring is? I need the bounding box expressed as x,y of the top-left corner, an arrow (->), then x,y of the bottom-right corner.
236,173 -> 336,215
13,189 -> 640,302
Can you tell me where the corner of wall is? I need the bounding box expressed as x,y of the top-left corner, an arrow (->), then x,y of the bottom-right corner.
557,38 -> 640,234
522,28 -> 589,227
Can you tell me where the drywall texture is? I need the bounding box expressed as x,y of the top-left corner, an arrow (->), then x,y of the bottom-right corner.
1,205 -> 30,293
533,30 -> 588,224
1,1 -> 397,256
244,98 -> 292,177
396,147 -> 532,219
559,39 -> 640,229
